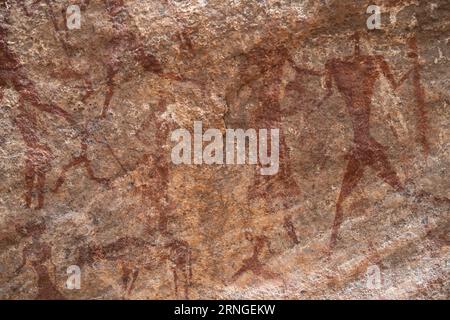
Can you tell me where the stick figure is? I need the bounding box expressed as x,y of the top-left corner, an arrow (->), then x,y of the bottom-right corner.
0,17 -> 75,208
232,232 -> 279,282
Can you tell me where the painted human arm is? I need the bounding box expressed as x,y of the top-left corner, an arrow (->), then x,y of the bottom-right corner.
288,59 -> 324,77
377,55 -> 414,91
282,60 -> 328,116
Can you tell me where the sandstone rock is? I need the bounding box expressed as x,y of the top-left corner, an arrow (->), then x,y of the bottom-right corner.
0,0 -> 448,299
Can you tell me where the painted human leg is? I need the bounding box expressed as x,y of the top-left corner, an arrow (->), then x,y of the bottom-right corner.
331,156 -> 364,249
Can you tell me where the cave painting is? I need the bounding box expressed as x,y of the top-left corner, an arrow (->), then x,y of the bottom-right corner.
73,94 -> 194,299
309,32 -> 430,250
283,215 -> 299,245
232,232 -> 280,283
50,0 -> 194,194
323,32 -> 404,249
75,236 -> 193,299
15,220 -> 65,299
19,0 -> 94,100
134,97 -> 195,299
100,0 -> 195,118
164,239 -> 193,299
0,1 -> 179,208
135,96 -> 178,234
0,27 -> 109,208
4,0 -> 447,299
75,236 -> 156,298
0,19 -> 76,209
225,29 -> 301,211
63,1 -> 196,298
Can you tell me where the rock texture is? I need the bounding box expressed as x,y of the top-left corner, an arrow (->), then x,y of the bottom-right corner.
0,0 -> 449,299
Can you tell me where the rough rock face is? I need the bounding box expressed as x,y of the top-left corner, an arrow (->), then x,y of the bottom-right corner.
0,0 -> 448,299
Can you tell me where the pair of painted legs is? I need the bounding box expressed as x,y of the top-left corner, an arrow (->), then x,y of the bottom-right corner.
330,142 -> 403,249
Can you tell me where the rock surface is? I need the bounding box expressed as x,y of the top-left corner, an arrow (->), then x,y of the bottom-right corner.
0,0 -> 448,299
